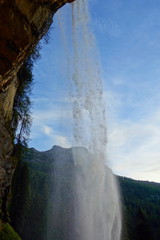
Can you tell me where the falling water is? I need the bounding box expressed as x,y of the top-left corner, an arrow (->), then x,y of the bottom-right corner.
70,0 -> 122,240
46,0 -> 122,239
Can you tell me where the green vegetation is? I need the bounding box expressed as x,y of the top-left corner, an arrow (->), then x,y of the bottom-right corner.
9,147 -> 160,240
5,48 -> 40,238
119,176 -> 160,240
2,42 -> 43,239
10,147 -> 75,240
10,149 -> 49,240
12,47 -> 40,147
8,31 -> 52,237
0,223 -> 22,240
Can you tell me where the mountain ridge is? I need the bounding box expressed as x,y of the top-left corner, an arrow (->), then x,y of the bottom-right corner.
10,145 -> 160,240
27,145 -> 160,184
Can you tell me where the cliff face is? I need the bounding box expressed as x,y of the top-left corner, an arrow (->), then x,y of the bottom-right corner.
0,0 -> 74,223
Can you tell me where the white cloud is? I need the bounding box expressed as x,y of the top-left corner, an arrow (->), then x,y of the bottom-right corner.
33,109 -> 70,124
30,122 -> 71,150
94,17 -> 122,37
107,111 -> 160,183
43,125 -> 53,136
54,135 -> 71,148
30,70 -> 160,183
29,100 -> 72,150
111,77 -> 125,86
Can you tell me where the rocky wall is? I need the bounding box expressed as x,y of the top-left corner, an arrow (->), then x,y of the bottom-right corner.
0,0 -> 75,223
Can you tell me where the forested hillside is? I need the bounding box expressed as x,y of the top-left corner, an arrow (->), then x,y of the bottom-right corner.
119,176 -> 160,240
9,146 -> 160,240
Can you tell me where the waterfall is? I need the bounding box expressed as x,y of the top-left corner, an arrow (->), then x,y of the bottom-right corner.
70,1 -> 122,240
47,0 -> 122,239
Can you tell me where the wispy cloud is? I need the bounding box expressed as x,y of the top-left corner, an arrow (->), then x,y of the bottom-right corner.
43,125 -> 54,136
106,90 -> 160,183
29,0 -> 160,183
94,18 -> 122,38
102,57 -> 160,182
54,135 -> 71,148
29,96 -> 72,150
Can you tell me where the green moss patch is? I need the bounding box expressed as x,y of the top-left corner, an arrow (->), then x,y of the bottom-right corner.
0,223 -> 22,240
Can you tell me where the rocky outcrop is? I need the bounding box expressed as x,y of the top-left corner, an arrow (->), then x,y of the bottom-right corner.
0,0 -> 75,91
0,0 -> 74,223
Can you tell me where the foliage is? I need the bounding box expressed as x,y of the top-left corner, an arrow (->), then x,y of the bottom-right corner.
10,147 -> 76,240
119,176 -> 160,240
9,160 -> 30,234
0,223 -> 22,240
12,46 -> 41,147
10,148 -> 160,240
134,207 -> 152,240
10,148 -> 49,240
9,30 -> 51,239
11,16 -> 52,147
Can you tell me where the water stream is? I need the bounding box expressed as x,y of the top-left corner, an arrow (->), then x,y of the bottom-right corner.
47,0 -> 122,239
70,1 -> 122,240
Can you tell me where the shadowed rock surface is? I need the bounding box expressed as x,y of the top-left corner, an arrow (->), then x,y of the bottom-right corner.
0,0 -> 74,224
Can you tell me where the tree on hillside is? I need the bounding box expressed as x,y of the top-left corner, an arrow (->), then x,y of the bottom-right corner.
134,207 -> 152,240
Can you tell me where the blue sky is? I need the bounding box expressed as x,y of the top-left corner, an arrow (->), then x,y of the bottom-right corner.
29,0 -> 160,182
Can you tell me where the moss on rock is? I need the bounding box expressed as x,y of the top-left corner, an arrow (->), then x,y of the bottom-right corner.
0,223 -> 22,240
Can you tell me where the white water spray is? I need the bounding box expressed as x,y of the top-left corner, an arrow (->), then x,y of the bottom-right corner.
70,1 -> 122,240
47,1 -> 122,239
